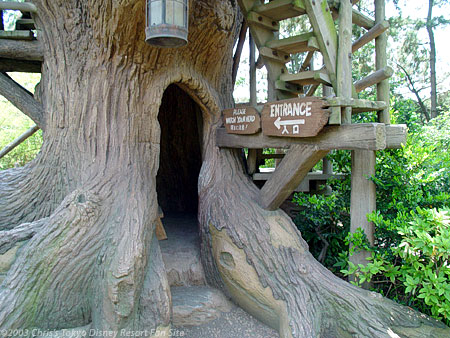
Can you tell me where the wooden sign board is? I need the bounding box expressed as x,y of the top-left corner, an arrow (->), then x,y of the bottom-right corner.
261,97 -> 329,137
222,107 -> 261,135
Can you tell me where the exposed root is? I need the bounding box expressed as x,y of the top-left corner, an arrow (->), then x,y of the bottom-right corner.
199,149 -> 450,338
0,218 -> 46,254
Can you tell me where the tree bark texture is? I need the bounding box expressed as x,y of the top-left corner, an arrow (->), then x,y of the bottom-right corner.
0,1 -> 449,337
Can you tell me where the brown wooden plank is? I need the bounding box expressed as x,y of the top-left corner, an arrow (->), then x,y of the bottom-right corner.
0,2 -> 37,12
247,12 -> 280,31
385,124 -> 407,149
352,20 -> 389,53
326,97 -> 388,113
0,57 -> 41,73
222,107 -> 261,134
0,72 -> 45,128
217,123 -> 392,150
253,0 -> 306,21
266,32 -> 317,54
375,0 -> 390,124
336,0 -> 353,123
354,66 -> 393,93
275,80 -> 302,94
0,39 -> 43,61
349,150 -> 376,282
155,218 -> 168,241
259,145 -> 329,210
258,46 -> 291,64
280,70 -> 331,86
0,125 -> 40,159
303,0 -> 338,89
0,30 -> 34,40
261,97 -> 329,137
15,18 -> 35,30
352,9 -> 375,29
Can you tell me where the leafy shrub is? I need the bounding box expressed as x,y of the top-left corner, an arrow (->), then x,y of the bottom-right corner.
293,191 -> 349,271
343,208 -> 450,325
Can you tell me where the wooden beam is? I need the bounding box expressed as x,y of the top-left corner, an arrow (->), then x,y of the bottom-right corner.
306,83 -> 320,96
0,1 -> 37,13
385,124 -> 407,149
250,33 -> 257,106
326,97 -> 388,113
354,66 -> 393,93
0,72 -> 45,128
0,39 -> 43,61
232,20 -> 248,86
304,0 -> 338,90
15,18 -> 35,31
375,0 -> 390,124
0,30 -> 34,40
280,69 -> 331,86
259,145 -> 329,210
247,149 -> 263,175
0,58 -> 41,73
155,218 -> 168,241
217,123 -> 390,150
0,125 -> 40,159
329,2 -> 375,29
300,51 -> 315,71
352,20 -> 389,53
352,9 -> 375,29
349,149 -> 376,286
337,0 -> 353,123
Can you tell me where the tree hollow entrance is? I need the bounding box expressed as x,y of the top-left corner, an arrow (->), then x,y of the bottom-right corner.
156,84 -> 203,219
156,83 -> 206,288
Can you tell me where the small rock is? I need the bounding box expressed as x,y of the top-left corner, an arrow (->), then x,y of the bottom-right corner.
172,286 -> 233,327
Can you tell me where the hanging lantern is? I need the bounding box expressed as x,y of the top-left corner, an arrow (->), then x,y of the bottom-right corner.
146,0 -> 189,47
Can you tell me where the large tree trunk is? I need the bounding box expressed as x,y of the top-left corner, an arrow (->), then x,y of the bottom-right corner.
0,0 -> 449,337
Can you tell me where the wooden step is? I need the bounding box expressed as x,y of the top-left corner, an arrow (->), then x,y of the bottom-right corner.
280,70 -> 331,86
0,30 -> 34,40
247,11 -> 279,31
275,80 -> 303,94
266,32 -> 319,54
15,19 -> 35,30
258,46 -> 291,64
253,0 -> 306,21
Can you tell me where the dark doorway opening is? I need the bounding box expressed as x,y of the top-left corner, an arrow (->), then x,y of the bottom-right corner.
156,84 -> 203,218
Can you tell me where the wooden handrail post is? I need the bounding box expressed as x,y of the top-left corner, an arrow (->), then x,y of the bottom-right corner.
375,0 -> 390,124
0,125 -> 40,160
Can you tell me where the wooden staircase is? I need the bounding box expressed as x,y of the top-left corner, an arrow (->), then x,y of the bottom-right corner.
238,0 -> 391,106
229,0 -> 399,212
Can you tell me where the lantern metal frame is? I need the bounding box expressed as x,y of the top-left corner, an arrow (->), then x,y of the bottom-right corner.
145,0 -> 189,48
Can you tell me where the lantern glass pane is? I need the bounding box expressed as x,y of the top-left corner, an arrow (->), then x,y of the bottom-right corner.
150,0 -> 163,26
166,0 -> 185,27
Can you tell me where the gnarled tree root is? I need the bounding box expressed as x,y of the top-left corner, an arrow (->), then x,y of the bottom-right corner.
199,150 -> 450,338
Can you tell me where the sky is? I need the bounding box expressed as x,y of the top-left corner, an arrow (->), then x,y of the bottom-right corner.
234,0 -> 450,103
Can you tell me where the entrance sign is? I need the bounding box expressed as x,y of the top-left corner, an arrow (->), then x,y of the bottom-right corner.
222,107 -> 261,135
261,97 -> 329,137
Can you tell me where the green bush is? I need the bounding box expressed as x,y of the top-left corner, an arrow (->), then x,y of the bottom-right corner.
342,207 -> 450,325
